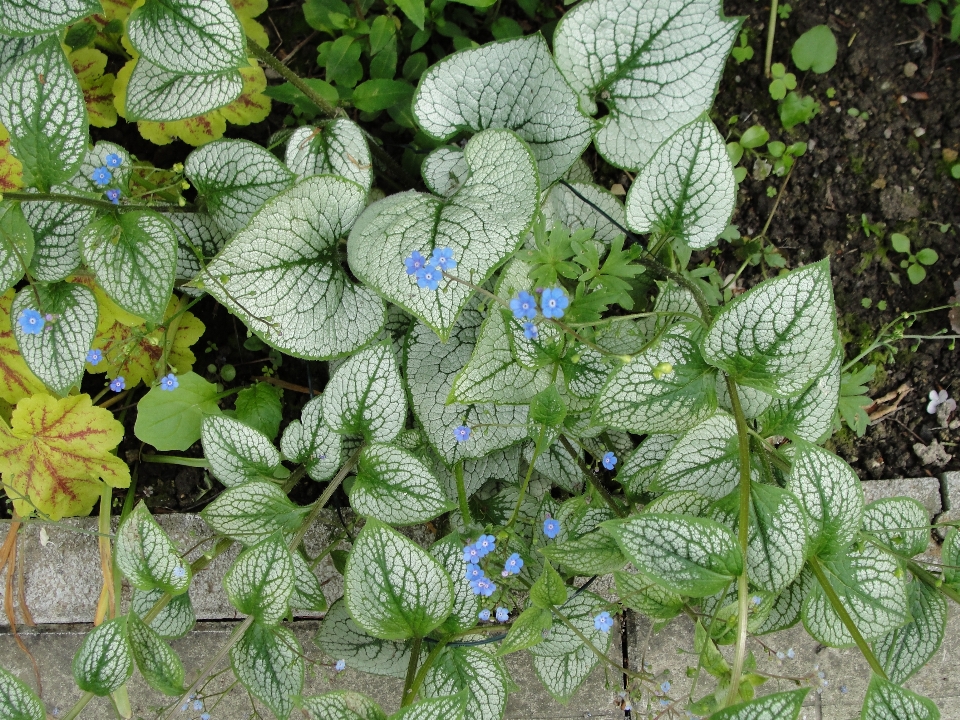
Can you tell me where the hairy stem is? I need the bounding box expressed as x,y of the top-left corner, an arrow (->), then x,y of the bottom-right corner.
405,637 -> 449,706
508,424 -> 547,529
401,636 -> 424,707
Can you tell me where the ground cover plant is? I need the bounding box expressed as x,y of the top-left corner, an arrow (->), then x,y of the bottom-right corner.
0,0 -> 958,718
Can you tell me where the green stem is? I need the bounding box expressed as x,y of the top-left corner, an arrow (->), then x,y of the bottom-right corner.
454,461 -> 473,526
908,559 -> 960,606
2,191 -> 194,213
557,435 -> 627,518
401,636 -> 424,707
507,424 -> 548,529
723,376 -> 752,708
140,454 -> 210,468
808,556 -> 888,680
289,447 -> 361,551
405,637 -> 449,705
764,0 -> 778,78
61,692 -> 94,720
246,39 -> 340,118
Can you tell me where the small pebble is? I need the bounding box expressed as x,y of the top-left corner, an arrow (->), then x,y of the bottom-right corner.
904,61 -> 918,77
914,127 -> 926,137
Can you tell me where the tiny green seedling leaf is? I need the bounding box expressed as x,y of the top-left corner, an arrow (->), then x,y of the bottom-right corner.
791,25 -> 838,74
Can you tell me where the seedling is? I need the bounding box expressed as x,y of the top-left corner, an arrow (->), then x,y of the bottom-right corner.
768,62 -> 797,100
731,29 -> 754,62
791,25 -> 838,73
891,233 -> 939,283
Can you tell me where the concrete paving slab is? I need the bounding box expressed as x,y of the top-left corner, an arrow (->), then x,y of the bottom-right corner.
861,476 -> 942,517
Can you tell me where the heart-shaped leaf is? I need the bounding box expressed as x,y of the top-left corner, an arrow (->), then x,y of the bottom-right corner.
285,119 -> 373,193
23,197 -> 93,282
429,534 -> 479,635
349,443 -> 452,525
200,480 -> 308,546
279,394 -> 343,482
115,501 -> 191,595
224,533 -> 296,624
863,497 -> 930,558
124,58 -> 243,122
72,617 -> 133,696
231,622 -> 304,720
873,580 -> 946,685
201,415 -> 282,487
323,343 -> 405,443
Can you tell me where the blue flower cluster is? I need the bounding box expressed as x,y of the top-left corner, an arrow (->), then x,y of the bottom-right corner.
507,286 -> 569,340
501,552 -> 523,576
405,247 -> 456,290
91,153 -> 124,205
464,534 -> 497,597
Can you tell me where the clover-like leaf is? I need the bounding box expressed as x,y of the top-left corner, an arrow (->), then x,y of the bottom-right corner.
541,182 -> 626,244
280,394 -> 342,482
186,138 -> 295,237
405,312 -> 528,465
803,545 -> 909,646
626,116 -> 736,250
299,692 -> 386,720
72,617 -> 133,696
593,327 -> 717,434
231,622 -> 304,720
0,201 -> 33,292
863,497 -> 930,558
201,415 -> 282,487
0,37 -> 87,191
344,519 -> 454,640
286,120 -> 373,192
200,480 -> 308,546
0,393 -> 129,520
758,353 -> 840,443
0,664 -> 44,720
861,674 -> 940,720
421,146 -> 468,197
202,175 -> 383,359
873,580 -> 946,685
349,443 -> 452,525
701,260 -> 836,397
314,600 -> 413,679
124,58 -> 244,122
224,534 -> 295,624
80,210 -> 178,324
12,281 -> 96,396
115,501 -> 191,595
131,587 -> 195,640
323,343 -> 405,442
553,0 -> 739,170
708,689 -> 809,720
348,129 -> 538,340
422,647 -> 511,720
128,0 -> 246,74
785,440 -> 864,560
413,35 -> 594,186
125,612 -> 185,697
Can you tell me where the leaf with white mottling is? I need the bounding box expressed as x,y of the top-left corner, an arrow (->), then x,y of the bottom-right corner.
626,116 -> 735,249
131,588 -> 195,639
758,353 -> 840,443
413,35 -> 593,186
23,198 -> 92,281
709,689 -> 809,720
286,120 -> 373,192
603,513 -> 742,597
200,480 -> 308,546
702,260 -> 837,397
224,534 -> 295,624
127,0 -> 245,74
203,175 -> 383,359
754,568 -> 812,635
344,519 -> 453,640
0,201 -> 33,291
388,694 -> 467,720
0,35 -> 43,74
863,497 -> 930,558
715,376 -> 774,419
644,490 -> 710,516
289,550 -> 328,613
861,674 -> 940,720
349,443 -> 452,525
280,394 -> 342,482
943,528 -> 960,590
232,622 -> 304,720
12,281 -> 95,395
299,692 -> 386,720
614,570 -> 684,620
405,312 -> 528,465
803,545 -> 909,646
541,182 -> 626,244
201,415 -> 282,487
0,0 -> 99,35
429,533 -> 478,635
314,600 -> 413,678
323,343 -> 405,443
72,617 -> 133,696
348,129 -> 538,340
80,210 -> 177,324
421,146 -> 468,197
540,528 -> 627,575
186,138 -> 295,237
0,38 -> 87,191
873,580 -> 946,684
0,664 -> 44,720
553,0 -> 739,170
79,142 -> 133,191
786,440 -> 864,560
124,59 -> 243,122
593,328 -> 717,434
125,612 -> 184,696
115,501 -> 190,595
168,212 -> 227,283
423,647 -> 511,720
615,433 -> 677,497
652,412 -> 756,499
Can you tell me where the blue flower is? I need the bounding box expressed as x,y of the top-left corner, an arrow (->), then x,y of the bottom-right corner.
335,659 -> 346,672
90,166 -> 112,186
660,680 -> 671,693
751,595 -> 762,606
86,349 -> 103,366
475,534 -> 495,557
105,153 -> 122,168
105,189 -> 121,204
478,609 -> 491,622
172,566 -> 187,579
109,376 -> 126,392
543,518 -> 560,539
509,291 -> 537,320
502,553 -> 523,576
522,321 -> 538,340
540,287 -> 569,319
453,425 -> 471,442
17,309 -> 44,335
415,265 -> 442,290
404,250 -> 427,275
470,576 -> 495,597
602,451 -> 617,471
495,607 -> 509,623
465,563 -> 484,581
429,247 -> 456,271
200,714 -> 210,720
463,544 -> 481,564
594,611 -> 613,632
160,373 -> 179,391
786,648 -> 795,659
193,699 -> 203,711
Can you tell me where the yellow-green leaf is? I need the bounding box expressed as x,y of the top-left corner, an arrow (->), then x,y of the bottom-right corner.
0,122 -> 24,191
70,48 -> 118,129
0,393 -> 130,520
0,288 -> 46,405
